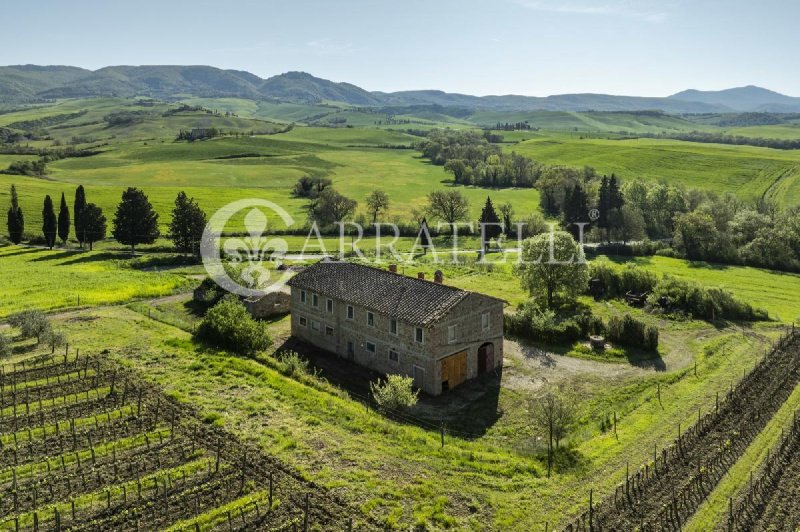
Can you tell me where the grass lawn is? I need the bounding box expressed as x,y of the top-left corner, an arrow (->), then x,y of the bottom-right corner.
0,244 -> 192,318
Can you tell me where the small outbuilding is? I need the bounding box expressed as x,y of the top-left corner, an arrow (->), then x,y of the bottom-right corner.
244,286 -> 291,319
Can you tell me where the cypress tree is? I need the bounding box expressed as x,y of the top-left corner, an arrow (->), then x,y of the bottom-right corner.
6,184 -> 24,244
417,217 -> 432,254
479,196 -> 502,251
42,195 -> 57,249
609,174 -> 624,209
111,187 -> 160,254
58,192 -> 70,245
74,185 -> 86,247
597,176 -> 610,229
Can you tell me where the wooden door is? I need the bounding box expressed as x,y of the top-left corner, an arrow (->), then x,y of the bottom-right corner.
441,350 -> 468,391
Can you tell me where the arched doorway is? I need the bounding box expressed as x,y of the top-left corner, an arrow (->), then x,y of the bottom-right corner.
478,342 -> 494,375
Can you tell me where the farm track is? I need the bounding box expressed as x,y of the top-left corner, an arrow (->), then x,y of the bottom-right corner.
567,330 -> 800,531
0,353 -> 377,531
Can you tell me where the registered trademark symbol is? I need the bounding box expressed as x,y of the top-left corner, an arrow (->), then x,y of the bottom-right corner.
589,208 -> 600,221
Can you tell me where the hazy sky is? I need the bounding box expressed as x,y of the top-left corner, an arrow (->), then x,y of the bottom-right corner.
3,0 -> 798,97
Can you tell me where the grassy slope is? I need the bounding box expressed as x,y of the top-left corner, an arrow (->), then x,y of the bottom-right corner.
511,136 -> 800,206
2,126 -> 539,233
0,245 -> 190,318
52,300 -> 783,530
594,255 -> 800,323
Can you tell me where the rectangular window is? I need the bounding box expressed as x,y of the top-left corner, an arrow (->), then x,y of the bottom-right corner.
481,312 -> 490,331
390,319 -> 397,335
300,290 -> 306,304
299,316 -> 307,327
367,312 -> 375,327
366,341 -> 376,354
311,320 -> 319,331
312,294 -> 319,307
326,299 -> 333,313
325,325 -> 334,336
415,327 -> 424,343
448,325 -> 457,343
347,305 -> 354,320
388,348 -> 399,363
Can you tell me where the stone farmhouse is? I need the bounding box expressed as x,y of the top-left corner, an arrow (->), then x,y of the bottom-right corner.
286,261 -> 505,395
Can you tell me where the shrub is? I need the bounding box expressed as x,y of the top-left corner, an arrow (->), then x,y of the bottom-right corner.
370,374 -> 419,412
8,310 -> 52,343
588,262 -> 658,299
648,276 -> 766,321
605,314 -> 658,351
277,350 -> 309,377
195,297 -> 271,355
506,300 -> 594,344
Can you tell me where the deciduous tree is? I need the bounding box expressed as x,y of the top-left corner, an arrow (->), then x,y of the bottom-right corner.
516,231 -> 588,308
365,189 -> 390,225
425,189 -> 470,231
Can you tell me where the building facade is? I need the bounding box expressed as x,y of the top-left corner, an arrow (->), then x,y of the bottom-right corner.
287,261 -> 505,395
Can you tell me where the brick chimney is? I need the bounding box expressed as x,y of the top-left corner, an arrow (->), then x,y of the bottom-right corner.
417,272 -> 425,280
388,264 -> 397,274
434,270 -> 443,284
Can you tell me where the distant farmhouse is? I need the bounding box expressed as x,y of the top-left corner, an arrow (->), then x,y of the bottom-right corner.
287,261 -> 505,395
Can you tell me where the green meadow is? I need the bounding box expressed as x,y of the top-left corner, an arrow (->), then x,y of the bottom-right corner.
0,245 -> 190,318
511,135 -> 800,206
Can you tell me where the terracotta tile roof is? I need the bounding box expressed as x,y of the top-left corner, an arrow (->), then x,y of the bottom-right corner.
287,261 -> 500,326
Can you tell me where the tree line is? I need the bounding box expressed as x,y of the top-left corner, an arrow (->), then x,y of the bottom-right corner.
4,185 -> 208,255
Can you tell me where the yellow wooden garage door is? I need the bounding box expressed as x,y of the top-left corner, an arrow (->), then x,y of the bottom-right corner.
441,350 -> 468,391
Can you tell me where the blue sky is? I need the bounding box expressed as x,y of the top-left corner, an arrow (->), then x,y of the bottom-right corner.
2,0 -> 798,97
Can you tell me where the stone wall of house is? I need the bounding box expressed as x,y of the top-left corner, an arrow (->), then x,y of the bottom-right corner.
427,294 -> 505,394
289,284 -> 504,396
244,290 -> 291,319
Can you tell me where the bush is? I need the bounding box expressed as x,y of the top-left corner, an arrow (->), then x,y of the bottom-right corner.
605,314 -> 659,351
648,276 -> 767,321
8,310 -> 52,343
506,300 -> 594,344
195,297 -> 272,355
370,374 -> 419,412
588,262 -> 658,299
276,350 -> 309,377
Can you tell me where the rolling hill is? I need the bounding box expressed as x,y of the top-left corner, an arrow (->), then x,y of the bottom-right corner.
3,64 -> 796,114
670,85 -> 800,112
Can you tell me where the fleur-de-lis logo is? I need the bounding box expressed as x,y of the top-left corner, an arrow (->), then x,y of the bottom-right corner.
201,200 -> 295,297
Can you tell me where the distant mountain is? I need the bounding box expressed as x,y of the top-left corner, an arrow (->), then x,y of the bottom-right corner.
669,85 -> 800,112
0,64 -> 794,114
0,65 -> 91,102
261,71 -> 382,105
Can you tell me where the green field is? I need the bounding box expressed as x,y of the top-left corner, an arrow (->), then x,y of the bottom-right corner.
0,244 -> 190,317
512,135 -> 800,206
1,124 -> 539,233
594,255 -> 800,323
